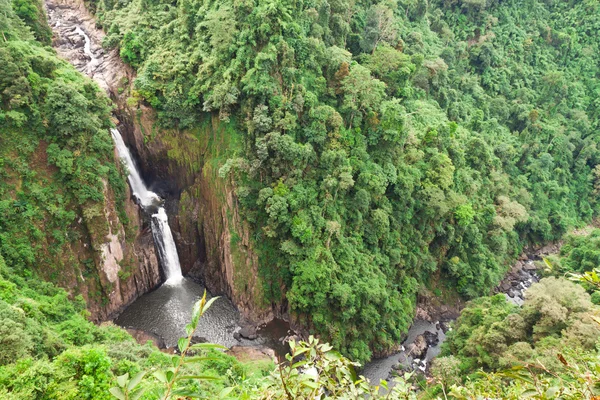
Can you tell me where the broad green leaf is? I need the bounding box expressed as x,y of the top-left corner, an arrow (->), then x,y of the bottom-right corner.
166,370 -> 175,382
127,371 -> 146,391
291,360 -> 308,369
131,388 -> 146,400
109,387 -> 126,400
301,379 -> 319,389
202,296 -> 220,313
172,355 -> 180,368
116,373 -> 129,388
153,370 -> 167,383
178,337 -> 189,353
521,389 -> 539,397
219,387 -> 234,398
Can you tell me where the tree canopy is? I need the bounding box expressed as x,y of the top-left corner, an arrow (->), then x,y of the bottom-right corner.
88,0 -> 600,361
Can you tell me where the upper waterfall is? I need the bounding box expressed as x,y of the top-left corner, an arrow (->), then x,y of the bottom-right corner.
110,128 -> 161,208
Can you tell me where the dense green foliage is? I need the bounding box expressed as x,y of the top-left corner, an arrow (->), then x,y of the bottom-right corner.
427,277 -> 600,399
439,278 -> 600,376
546,229 -> 600,275
0,0 -> 131,303
538,229 -> 600,303
87,0 -> 600,361
0,252 -> 150,399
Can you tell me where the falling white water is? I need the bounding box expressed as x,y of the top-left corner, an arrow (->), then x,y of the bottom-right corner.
110,128 -> 183,284
73,26 -> 99,73
110,129 -> 161,207
151,208 -> 184,285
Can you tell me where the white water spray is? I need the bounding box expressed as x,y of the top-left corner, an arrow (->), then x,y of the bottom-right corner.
110,129 -> 161,207
73,26 -> 99,73
151,208 -> 183,285
110,128 -> 183,284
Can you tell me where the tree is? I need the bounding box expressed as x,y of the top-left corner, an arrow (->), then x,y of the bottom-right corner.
360,3 -> 398,54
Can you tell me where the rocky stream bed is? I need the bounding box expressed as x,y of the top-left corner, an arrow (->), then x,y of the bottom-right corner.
362,251 -> 542,383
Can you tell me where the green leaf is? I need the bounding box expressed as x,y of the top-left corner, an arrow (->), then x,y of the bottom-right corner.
521,389 -> 539,397
116,373 -> 129,388
300,379 -> 319,389
202,296 -> 220,313
131,388 -> 146,400
127,371 -> 146,391
172,355 -> 180,368
178,337 -> 189,353
292,347 -> 309,358
109,387 -> 126,400
166,370 -> 175,382
153,370 -> 167,383
291,360 -> 308,369
219,387 -> 234,398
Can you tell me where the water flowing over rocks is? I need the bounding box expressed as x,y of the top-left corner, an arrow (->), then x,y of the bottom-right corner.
494,258 -> 539,306
46,0 -> 284,328
43,0 -> 163,321
363,249 -> 545,384
46,0 -> 128,93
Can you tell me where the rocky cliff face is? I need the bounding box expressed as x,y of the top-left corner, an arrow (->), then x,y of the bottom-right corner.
45,0 -> 161,321
45,0 -> 277,324
85,180 -> 161,321
119,107 -> 276,323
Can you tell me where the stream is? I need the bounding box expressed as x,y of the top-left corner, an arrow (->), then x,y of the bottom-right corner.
362,258 -> 540,383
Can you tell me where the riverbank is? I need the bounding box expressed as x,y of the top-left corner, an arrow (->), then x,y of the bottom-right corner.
362,248 -> 545,383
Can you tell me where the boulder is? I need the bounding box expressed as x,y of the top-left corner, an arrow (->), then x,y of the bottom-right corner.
238,325 -> 258,340
524,262 -> 537,271
69,34 -> 84,48
423,330 -> 439,347
439,320 -> 452,333
515,261 -> 524,270
407,335 -> 428,359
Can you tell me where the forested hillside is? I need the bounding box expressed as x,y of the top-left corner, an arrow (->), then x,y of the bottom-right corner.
88,0 -> 600,361
3,0 -> 600,397
0,0 -> 133,309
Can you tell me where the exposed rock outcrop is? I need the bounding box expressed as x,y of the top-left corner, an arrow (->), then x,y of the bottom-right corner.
406,335 -> 428,359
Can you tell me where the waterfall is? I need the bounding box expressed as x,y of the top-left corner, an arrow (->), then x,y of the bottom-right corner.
110,128 -> 183,285
110,129 -> 161,207
151,208 -> 184,285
